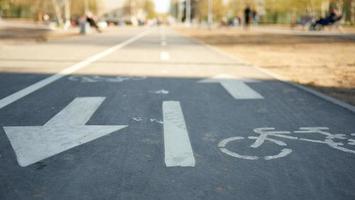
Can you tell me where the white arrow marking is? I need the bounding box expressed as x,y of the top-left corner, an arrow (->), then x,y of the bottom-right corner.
3,97 -> 127,167
163,101 -> 195,167
199,75 -> 264,99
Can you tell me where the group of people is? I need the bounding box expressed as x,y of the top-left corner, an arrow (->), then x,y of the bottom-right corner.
241,5 -> 343,31
221,6 -> 258,28
243,6 -> 258,28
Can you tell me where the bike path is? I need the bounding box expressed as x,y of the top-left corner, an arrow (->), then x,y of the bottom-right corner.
0,27 -> 354,200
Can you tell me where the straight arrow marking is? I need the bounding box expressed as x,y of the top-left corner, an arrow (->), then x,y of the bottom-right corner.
199,75 -> 264,99
219,80 -> 263,99
3,97 -> 127,167
163,101 -> 195,167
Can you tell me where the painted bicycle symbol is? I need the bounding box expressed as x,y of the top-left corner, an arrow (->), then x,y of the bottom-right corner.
218,127 -> 355,160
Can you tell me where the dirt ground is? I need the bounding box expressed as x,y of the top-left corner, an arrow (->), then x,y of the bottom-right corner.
176,26 -> 355,106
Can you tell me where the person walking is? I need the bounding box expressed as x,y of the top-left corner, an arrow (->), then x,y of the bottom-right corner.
244,6 -> 252,29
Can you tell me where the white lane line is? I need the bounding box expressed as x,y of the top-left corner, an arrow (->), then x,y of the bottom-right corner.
161,41 -> 167,46
4,97 -> 127,167
163,101 -> 195,167
160,28 -> 166,41
160,27 -> 167,46
160,51 -> 170,61
0,30 -> 151,110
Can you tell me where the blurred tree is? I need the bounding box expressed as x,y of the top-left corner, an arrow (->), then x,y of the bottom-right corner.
143,0 -> 156,19
0,0 -> 103,20
342,0 -> 354,24
196,0 -> 227,22
122,0 -> 156,19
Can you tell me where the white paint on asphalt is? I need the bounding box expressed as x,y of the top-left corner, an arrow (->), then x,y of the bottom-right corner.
150,118 -> 164,124
218,137 -> 259,160
160,28 -> 167,46
3,97 -> 127,167
160,51 -> 170,61
68,75 -> 146,83
264,148 -> 293,160
160,28 -> 166,41
219,127 -> 355,161
218,136 -> 293,160
163,101 -> 195,167
348,135 -> 355,145
199,76 -> 264,99
132,117 -> 143,122
150,89 -> 169,94
0,30 -> 151,109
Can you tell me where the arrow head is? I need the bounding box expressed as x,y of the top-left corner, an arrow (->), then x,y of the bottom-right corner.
4,125 -> 127,167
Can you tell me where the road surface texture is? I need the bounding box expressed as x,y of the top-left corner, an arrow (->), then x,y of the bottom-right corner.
0,27 -> 355,200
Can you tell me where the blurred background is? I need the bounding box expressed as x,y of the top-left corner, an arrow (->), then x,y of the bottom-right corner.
0,0 -> 354,28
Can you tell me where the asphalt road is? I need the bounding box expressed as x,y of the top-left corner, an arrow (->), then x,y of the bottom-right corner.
0,27 -> 355,200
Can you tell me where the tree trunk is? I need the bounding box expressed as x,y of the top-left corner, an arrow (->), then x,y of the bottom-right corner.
51,0 -> 63,26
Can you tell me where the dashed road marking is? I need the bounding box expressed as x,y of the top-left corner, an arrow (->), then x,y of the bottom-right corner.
160,51 -> 170,61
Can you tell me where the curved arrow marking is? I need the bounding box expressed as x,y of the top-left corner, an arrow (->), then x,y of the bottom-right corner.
3,97 -> 127,167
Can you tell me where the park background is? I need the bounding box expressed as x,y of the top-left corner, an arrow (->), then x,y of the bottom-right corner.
0,0 -> 355,25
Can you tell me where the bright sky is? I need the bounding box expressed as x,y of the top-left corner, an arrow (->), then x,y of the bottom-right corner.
154,0 -> 171,13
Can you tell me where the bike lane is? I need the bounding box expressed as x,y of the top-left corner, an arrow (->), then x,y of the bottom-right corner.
0,28 -> 354,200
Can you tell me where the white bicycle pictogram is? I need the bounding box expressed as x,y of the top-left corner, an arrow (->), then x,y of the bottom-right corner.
218,127 -> 355,160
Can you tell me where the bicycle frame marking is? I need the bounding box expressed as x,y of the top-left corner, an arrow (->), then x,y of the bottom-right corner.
218,127 -> 355,160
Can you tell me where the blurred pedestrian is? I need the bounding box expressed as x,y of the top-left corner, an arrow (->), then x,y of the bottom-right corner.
86,12 -> 101,33
310,7 -> 342,30
244,6 -> 252,29
252,9 -> 258,25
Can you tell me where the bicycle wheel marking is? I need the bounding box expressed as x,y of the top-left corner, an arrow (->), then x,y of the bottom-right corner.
264,148 -> 293,160
218,136 -> 292,160
218,137 -> 259,160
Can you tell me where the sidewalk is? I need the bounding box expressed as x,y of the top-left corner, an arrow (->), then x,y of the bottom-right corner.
0,19 -> 79,43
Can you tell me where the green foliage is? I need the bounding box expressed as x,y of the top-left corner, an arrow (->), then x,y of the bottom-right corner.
0,0 -> 102,19
196,0 -> 227,21
122,0 -> 157,19
143,0 -> 156,19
